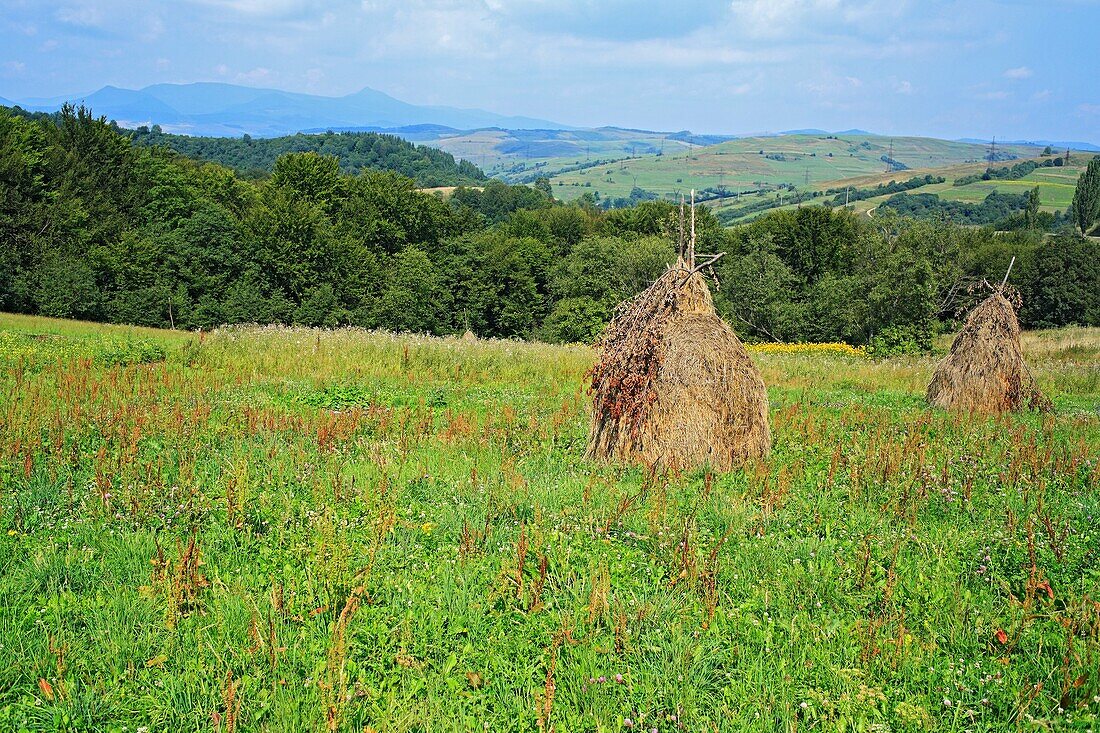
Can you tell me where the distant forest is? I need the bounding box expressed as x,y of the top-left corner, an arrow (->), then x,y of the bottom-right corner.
128,126 -> 487,187
2,104 -> 1098,348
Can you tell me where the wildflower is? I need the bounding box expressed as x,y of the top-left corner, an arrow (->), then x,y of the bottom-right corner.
800,702 -> 808,709
943,698 -> 952,707
624,719 -> 634,728
615,674 -> 624,683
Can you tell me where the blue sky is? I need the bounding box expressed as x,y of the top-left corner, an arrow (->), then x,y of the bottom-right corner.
2,0 -> 1098,140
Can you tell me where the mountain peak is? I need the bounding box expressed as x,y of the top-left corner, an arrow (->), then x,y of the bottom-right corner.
6,82 -> 569,137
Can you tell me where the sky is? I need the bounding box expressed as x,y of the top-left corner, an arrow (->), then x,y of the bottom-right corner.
1,0 -> 1098,141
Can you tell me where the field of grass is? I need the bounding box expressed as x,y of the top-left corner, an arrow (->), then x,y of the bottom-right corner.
424,129 -> 696,180
532,135 -> 1043,204
2,313 -> 1099,731
711,154 -> 1095,224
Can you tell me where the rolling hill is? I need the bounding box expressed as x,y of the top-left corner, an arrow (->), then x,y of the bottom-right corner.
708,151 -> 1096,225
535,133 -> 1046,203
126,125 -> 487,186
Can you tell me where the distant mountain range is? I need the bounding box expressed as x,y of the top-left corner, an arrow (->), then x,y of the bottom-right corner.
956,137 -> 1099,152
3,82 -> 1096,152
4,82 -> 570,137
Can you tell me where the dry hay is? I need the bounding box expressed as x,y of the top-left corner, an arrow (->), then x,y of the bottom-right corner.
461,330 -> 477,342
585,260 -> 771,471
926,291 -> 1050,414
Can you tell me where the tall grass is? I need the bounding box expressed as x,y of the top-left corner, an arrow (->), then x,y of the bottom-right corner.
1,315 -> 1098,731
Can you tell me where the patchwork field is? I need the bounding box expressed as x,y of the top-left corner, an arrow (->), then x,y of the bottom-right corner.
1,313 -> 1099,731
490,134 -> 1044,203
709,154 -> 1095,224
425,128 -> 698,180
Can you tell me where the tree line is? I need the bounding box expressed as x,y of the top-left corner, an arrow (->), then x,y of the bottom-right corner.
2,105 -> 1098,347
127,126 -> 486,187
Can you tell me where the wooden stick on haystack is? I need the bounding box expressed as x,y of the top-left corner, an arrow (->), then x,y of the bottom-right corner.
926,257 -> 1051,413
585,192 -> 771,471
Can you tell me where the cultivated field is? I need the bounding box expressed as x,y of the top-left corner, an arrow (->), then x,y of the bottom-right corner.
710,154 -> 1096,224
528,135 -> 1043,203
1,314 -> 1098,731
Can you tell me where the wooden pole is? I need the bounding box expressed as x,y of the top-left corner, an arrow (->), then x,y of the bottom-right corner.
678,195 -> 685,261
689,189 -> 696,269
1000,256 -> 1015,290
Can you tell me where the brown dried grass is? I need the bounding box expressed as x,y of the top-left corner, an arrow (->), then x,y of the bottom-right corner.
586,259 -> 771,471
926,291 -> 1050,414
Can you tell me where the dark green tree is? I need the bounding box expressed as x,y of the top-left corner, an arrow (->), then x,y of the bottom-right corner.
1025,186 -> 1041,230
1071,157 -> 1100,234
375,247 -> 448,333
271,152 -> 345,215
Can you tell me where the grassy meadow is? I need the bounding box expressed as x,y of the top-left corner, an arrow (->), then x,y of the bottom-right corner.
524,135 -> 1043,203
1,313 -> 1099,731
710,154 -> 1096,224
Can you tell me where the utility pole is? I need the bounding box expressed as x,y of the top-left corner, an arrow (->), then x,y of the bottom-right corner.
987,136 -> 997,170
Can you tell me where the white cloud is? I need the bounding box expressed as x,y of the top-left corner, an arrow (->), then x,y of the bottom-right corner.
236,67 -> 272,83
187,0 -> 348,20
3,61 -> 27,76
894,79 -> 913,94
1003,66 -> 1033,79
55,4 -> 104,27
728,0 -> 908,39
802,74 -> 864,96
141,15 -> 165,42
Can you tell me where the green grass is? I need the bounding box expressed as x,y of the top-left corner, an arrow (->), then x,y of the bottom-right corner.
712,154 -> 1096,224
1,314 -> 1099,731
428,129 -> 689,180
529,135 -> 1044,203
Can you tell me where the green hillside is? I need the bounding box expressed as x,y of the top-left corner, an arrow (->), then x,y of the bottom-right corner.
126,125 -> 487,187
708,152 -> 1095,225
427,127 -> 702,179
542,134 -> 1043,204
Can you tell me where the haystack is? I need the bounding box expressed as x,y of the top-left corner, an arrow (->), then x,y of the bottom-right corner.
926,290 -> 1048,413
460,311 -> 477,342
585,219 -> 771,471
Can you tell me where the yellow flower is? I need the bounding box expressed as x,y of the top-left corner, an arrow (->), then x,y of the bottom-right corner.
746,342 -> 867,357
